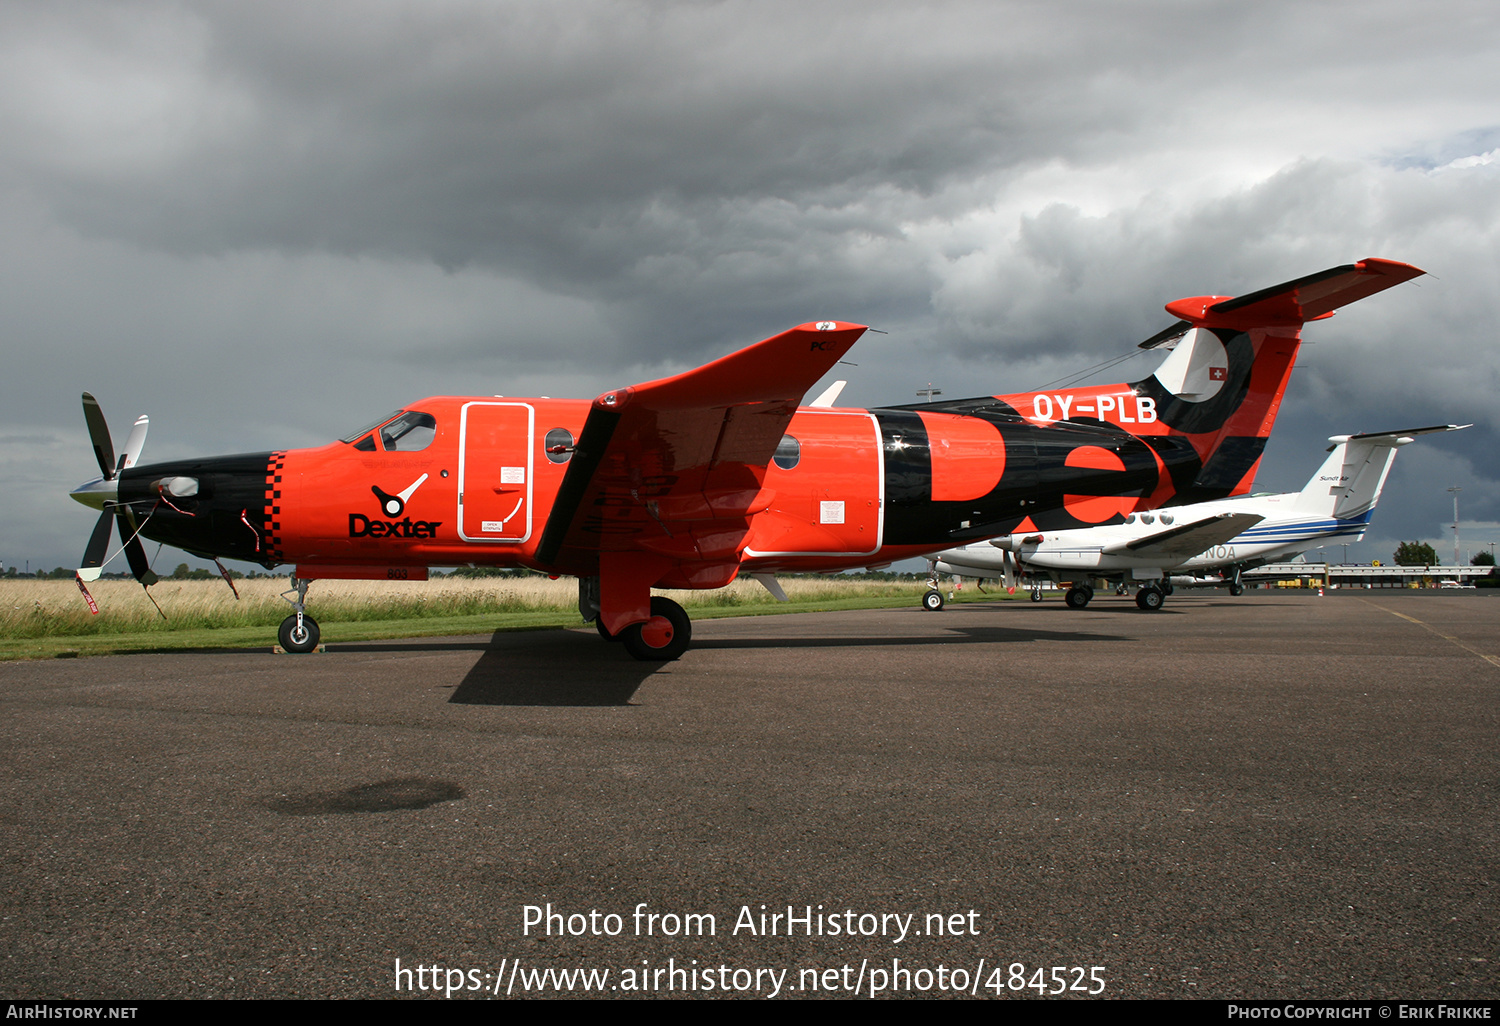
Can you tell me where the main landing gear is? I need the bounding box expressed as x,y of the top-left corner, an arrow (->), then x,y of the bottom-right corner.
619,597 -> 691,661
1064,585 -> 1093,609
1134,584 -> 1165,611
278,577 -> 320,653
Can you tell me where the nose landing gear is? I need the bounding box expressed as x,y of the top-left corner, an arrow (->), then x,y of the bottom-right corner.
278,576 -> 321,653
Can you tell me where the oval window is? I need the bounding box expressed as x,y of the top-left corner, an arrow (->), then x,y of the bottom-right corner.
545,427 -> 575,464
1140,513 -> 1155,525
773,435 -> 800,471
1160,513 -> 1174,526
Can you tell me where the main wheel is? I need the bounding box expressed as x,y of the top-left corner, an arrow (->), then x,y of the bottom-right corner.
1135,586 -> 1164,611
622,597 -> 692,661
596,617 -> 620,642
1064,586 -> 1091,609
922,589 -> 945,611
278,613 -> 321,653
1030,589 -> 1044,603
1229,582 -> 1245,597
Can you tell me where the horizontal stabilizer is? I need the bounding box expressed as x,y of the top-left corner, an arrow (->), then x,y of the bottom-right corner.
1330,423 -> 1471,449
1107,512 -> 1263,559
1164,258 -> 1424,330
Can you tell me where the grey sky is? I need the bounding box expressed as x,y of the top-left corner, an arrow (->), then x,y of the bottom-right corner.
3,0 -> 1498,574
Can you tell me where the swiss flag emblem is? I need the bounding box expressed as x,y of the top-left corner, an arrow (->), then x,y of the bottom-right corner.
1209,366 -> 1227,381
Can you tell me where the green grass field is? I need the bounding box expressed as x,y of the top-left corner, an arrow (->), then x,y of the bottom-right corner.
0,575 -> 1014,660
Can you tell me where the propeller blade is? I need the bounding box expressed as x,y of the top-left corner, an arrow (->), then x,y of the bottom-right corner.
117,415 -> 149,474
115,508 -> 160,586
77,510 -> 114,583
1001,548 -> 1016,589
81,392 -> 117,480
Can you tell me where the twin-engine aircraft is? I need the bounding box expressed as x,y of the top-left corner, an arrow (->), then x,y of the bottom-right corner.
70,258 -> 1423,659
927,423 -> 1467,610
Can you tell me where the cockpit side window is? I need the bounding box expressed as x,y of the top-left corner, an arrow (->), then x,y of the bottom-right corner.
379,411 -> 438,452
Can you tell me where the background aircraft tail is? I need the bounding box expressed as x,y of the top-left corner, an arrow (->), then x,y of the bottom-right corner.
1293,424 -> 1470,520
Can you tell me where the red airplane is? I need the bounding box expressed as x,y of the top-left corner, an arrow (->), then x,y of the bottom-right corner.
71,258 -> 1423,659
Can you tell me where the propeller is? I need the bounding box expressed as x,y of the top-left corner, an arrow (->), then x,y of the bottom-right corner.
75,393 -> 159,588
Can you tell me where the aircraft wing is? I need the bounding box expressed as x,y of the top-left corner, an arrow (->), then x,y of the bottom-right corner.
1103,512 -> 1263,559
536,321 -> 867,572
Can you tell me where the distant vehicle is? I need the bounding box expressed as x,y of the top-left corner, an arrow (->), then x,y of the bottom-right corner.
925,424 -> 1467,610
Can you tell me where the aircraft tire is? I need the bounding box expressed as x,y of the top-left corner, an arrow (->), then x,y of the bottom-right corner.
278,614 -> 321,654
1135,586 -> 1165,611
1064,586 -> 1091,609
595,618 -> 620,642
922,589 -> 945,612
622,597 -> 692,661
1229,582 -> 1245,597
1030,590 -> 1044,603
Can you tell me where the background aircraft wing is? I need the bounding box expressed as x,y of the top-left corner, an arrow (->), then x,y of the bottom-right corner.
1104,512 -> 1263,559
536,321 -> 867,573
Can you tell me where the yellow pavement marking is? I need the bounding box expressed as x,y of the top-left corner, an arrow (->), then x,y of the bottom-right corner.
1359,598 -> 1500,668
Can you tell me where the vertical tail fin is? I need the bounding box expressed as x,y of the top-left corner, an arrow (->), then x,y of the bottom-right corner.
1294,425 -> 1471,520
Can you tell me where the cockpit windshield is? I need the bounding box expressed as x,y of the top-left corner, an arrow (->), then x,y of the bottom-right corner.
341,411 -> 402,444
340,410 -> 438,452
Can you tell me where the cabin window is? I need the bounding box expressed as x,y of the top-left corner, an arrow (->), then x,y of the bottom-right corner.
1125,514 -> 1136,524
352,434 -> 377,452
545,427 -> 575,464
1140,513 -> 1155,525
379,411 -> 437,452
773,435 -> 801,471
1160,513 -> 1174,525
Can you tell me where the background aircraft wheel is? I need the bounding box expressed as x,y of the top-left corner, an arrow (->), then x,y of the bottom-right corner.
622,597 -> 692,661
1135,586 -> 1165,611
1064,586 -> 1091,609
595,618 -> 620,642
1030,590 -> 1044,603
1229,582 -> 1245,596
922,589 -> 945,611
278,614 -> 320,653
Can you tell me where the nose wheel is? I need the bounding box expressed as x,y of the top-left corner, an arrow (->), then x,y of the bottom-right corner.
279,612 -> 321,653
277,576 -> 321,653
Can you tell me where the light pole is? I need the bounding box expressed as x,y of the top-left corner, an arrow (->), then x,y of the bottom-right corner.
1448,486 -> 1461,566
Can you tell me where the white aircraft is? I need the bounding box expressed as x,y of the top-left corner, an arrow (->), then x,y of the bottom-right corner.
924,424 -> 1468,611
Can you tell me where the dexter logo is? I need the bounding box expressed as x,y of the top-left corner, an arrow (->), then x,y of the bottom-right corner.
349,514 -> 442,539
372,473 -> 428,517
351,473 -> 441,538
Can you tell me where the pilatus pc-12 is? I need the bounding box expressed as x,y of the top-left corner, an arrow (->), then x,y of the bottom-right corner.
71,259 -> 1422,659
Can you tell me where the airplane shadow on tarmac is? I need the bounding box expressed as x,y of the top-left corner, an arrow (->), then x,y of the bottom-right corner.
441,622 -> 1132,707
